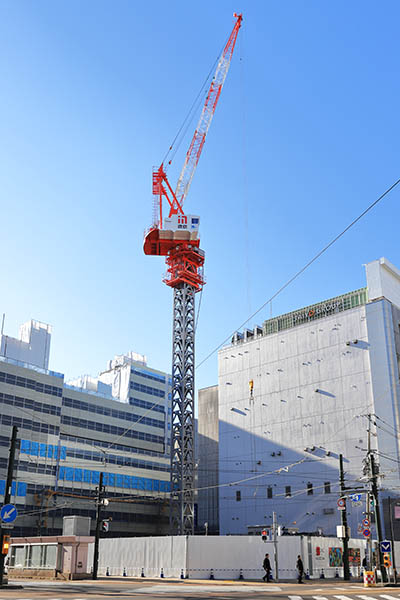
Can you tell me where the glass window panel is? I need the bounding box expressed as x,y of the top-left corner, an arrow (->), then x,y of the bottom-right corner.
43,545 -> 57,568
28,545 -> 42,568
10,546 -> 26,568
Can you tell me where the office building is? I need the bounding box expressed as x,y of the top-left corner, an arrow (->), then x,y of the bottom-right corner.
0,320 -> 171,537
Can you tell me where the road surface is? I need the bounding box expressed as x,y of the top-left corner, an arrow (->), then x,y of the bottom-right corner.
3,579 -> 399,600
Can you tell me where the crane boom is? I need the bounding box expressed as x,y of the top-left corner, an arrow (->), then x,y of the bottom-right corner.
172,13 -> 242,213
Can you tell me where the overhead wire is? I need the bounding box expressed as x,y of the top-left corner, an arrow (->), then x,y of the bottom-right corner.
239,23 -> 251,316
196,176 -> 400,370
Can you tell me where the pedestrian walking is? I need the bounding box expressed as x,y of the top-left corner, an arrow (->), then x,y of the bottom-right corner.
262,553 -> 272,582
296,555 -> 304,584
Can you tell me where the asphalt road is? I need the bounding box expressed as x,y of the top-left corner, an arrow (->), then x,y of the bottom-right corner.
2,579 -> 400,600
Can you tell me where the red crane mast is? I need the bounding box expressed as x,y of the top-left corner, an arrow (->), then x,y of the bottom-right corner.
144,13 -> 242,535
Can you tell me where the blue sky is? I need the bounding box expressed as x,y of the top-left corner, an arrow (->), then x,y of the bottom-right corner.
1,0 -> 400,392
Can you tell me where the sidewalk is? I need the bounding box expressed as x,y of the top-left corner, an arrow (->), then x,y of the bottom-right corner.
89,576 -> 372,585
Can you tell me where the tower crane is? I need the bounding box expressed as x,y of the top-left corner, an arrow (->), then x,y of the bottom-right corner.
144,13 -> 242,535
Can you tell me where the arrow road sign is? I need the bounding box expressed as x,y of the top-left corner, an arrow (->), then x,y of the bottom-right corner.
380,540 -> 392,553
350,494 -> 362,502
0,503 -> 18,523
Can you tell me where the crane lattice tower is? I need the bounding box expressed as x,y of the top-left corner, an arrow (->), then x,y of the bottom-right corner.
144,14 -> 242,535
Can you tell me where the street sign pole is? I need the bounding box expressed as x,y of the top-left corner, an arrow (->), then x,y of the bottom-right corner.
339,454 -> 350,581
388,497 -> 397,583
0,426 -> 18,587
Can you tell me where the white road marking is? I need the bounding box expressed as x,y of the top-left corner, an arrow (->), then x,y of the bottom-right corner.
357,596 -> 380,600
313,596 -> 330,600
334,595 -> 355,600
132,584 -> 283,593
289,596 -> 304,600
379,596 -> 400,600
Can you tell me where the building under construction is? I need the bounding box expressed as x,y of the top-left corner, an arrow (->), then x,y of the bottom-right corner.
0,319 -> 171,537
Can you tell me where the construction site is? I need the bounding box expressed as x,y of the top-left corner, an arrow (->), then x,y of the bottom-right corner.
2,4 -> 400,589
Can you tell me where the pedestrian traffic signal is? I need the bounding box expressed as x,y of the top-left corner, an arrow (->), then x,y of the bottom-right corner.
101,520 -> 109,533
1,535 -> 10,555
383,552 -> 391,568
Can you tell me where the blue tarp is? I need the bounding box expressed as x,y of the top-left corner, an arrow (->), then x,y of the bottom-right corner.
0,480 -> 27,497
20,439 -> 67,461
55,465 -> 170,494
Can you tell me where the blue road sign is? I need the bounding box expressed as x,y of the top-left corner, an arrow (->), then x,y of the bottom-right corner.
363,528 -> 371,538
0,503 -> 18,523
380,540 -> 392,553
350,494 -> 362,502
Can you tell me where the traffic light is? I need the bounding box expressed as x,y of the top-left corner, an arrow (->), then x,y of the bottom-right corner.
101,520 -> 109,533
261,529 -> 267,541
1,535 -> 10,555
383,552 -> 391,568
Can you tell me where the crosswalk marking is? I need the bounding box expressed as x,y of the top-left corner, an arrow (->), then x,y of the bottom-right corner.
356,596 -> 380,600
334,595 -> 353,600
379,596 -> 400,600
313,596 -> 330,600
289,596 -> 303,600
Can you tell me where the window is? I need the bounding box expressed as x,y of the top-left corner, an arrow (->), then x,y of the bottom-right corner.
324,481 -> 331,494
131,382 -> 165,398
285,485 -> 291,498
267,486 -> 273,499
236,490 -> 241,502
10,544 -> 57,569
307,482 -> 313,495
131,367 -> 166,384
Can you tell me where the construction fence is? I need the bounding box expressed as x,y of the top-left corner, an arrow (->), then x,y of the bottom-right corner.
87,534 -> 400,580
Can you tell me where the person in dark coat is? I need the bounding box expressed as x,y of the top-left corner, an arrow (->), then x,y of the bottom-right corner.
262,553 -> 272,582
296,555 -> 304,583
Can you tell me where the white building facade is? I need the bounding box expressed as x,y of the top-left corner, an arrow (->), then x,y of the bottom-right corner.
215,258 -> 400,537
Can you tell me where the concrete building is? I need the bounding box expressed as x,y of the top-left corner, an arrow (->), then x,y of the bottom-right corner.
198,257 -> 400,538
0,319 -> 171,537
197,385 -> 219,534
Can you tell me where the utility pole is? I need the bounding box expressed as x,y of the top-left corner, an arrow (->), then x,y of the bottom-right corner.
92,472 -> 104,580
339,453 -> 350,581
366,416 -> 372,569
366,414 -> 387,583
370,451 -> 387,582
0,426 -> 18,587
273,511 -> 279,582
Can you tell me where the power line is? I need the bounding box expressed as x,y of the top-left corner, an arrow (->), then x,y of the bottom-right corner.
196,176 -> 400,370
